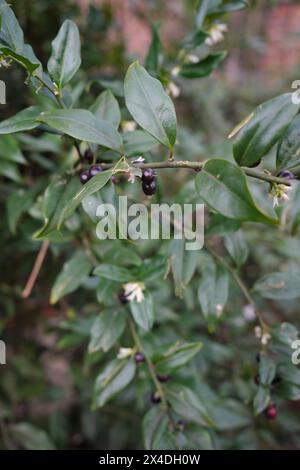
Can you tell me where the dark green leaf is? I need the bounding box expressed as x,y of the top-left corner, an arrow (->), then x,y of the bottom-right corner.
0,0 -> 24,52
258,356 -> 276,385
224,230 -> 248,267
0,107 -> 42,134
145,23 -> 161,74
130,290 -> 154,331
166,384 -> 213,427
183,29 -> 209,50
94,264 -> 134,282
0,135 -> 25,164
154,341 -> 202,374
88,309 -> 126,353
179,52 -> 227,78
253,271 -> 300,299
277,115 -> 300,171
253,386 -> 270,414
143,407 -> 169,451
9,423 -> 55,450
90,90 -> 121,129
123,130 -> 159,156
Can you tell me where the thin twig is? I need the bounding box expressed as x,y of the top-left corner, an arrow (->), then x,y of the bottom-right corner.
99,160 -> 292,186
21,240 -> 50,299
206,243 -> 267,329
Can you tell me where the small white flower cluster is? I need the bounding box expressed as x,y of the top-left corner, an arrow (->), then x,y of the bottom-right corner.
117,347 -> 134,359
205,24 -> 228,46
269,183 -> 291,208
0,56 -> 11,68
123,282 -> 145,303
255,326 -> 271,346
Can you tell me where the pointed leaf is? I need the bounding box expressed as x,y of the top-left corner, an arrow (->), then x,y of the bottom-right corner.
0,107 -> 42,134
90,90 -> 121,129
179,52 -> 227,78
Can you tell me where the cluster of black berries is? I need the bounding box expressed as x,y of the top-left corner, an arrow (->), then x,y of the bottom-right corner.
80,164 -> 103,184
142,168 -> 156,196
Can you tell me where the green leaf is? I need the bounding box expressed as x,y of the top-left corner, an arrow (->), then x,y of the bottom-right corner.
253,386 -> 271,414
291,183 -> 300,235
88,309 -> 126,353
145,23 -> 161,74
168,238 -> 197,297
9,423 -> 55,450
183,29 -> 209,50
179,52 -> 227,79
195,159 -> 278,225
0,159 -> 21,182
37,109 -> 123,153
124,62 -> 177,150
123,130 -> 159,157
143,407 -> 169,451
93,264 -> 134,282
90,90 -> 121,129
224,230 -> 248,267
253,271 -> 300,299
166,384 -> 213,427
6,180 -> 44,233
198,254 -> 229,330
258,356 -> 276,385
93,358 -> 136,409
0,135 -> 25,164
35,175 -> 81,239
0,0 -> 24,53
206,214 -> 241,236
153,341 -> 203,374
0,43 -> 42,77
47,19 -> 81,89
50,250 -> 92,304
130,290 -> 154,331
232,93 -> 299,167
0,107 -> 42,134
132,255 -> 167,282
276,114 -> 300,171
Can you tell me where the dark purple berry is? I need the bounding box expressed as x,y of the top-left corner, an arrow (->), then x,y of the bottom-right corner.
157,374 -> 170,383
111,175 -> 117,184
89,165 -> 103,178
142,168 -> 156,184
177,419 -> 187,431
142,180 -> 156,196
256,353 -> 261,363
278,170 -> 295,180
254,374 -> 260,386
118,291 -> 129,305
83,148 -> 93,163
150,391 -> 161,404
134,352 -> 145,364
271,375 -> 282,385
80,170 -> 90,185
265,402 -> 277,420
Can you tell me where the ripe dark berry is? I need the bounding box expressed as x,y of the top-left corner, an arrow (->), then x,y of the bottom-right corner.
157,374 -> 170,383
80,170 -> 90,185
118,291 -> 129,305
265,402 -> 277,420
89,165 -> 103,178
134,352 -> 145,364
111,175 -> 117,184
83,148 -> 93,163
142,180 -> 156,196
142,168 -> 156,184
256,353 -> 261,363
272,375 -> 282,385
150,391 -> 161,404
254,374 -> 260,386
278,170 -> 295,180
177,419 -> 187,431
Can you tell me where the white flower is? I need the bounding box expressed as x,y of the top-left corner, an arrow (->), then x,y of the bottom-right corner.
243,304 -> 256,322
205,23 -> 228,46
215,303 -> 223,317
132,156 -> 145,164
186,54 -> 199,64
166,81 -> 181,98
123,282 -> 145,303
261,332 -> 271,346
254,325 -> 271,345
0,56 -> 11,68
127,170 -> 136,184
117,347 -> 134,359
171,66 -> 180,77
122,121 -> 137,132
269,184 -> 291,208
254,326 -> 262,338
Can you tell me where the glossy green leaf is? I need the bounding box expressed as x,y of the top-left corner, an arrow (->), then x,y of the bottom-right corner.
232,93 -> 299,167
37,109 -> 123,153
258,356 -> 276,385
179,52 -> 227,78
277,115 -> 300,171
123,130 -> 158,156
166,384 -> 213,427
88,309 -> 126,353
0,107 -> 42,134
9,423 -> 55,450
143,407 -> 169,451
0,159 -> 21,182
93,358 -> 136,409
253,271 -> 300,299
183,29 -> 209,50
130,290 -> 154,331
124,62 -> 177,149
253,386 -> 270,414
195,159 -> 278,225
93,264 -> 134,283
90,90 -> 121,129
47,19 -> 81,89
0,0 -> 24,52
145,23 -> 161,74
35,175 -> 81,239
0,135 -> 25,164
224,230 -> 248,267
50,250 -> 92,304
168,238 -> 198,297
0,43 -> 42,77
153,341 -> 203,374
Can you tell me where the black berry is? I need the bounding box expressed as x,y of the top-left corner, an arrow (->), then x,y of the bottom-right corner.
80,170 -> 90,185
89,165 -> 103,178
134,352 -> 145,364
254,374 -> 260,386
111,175 -> 117,184
256,353 -> 261,363
142,180 -> 157,196
157,374 -> 170,383
83,148 -> 93,163
142,168 -> 156,184
278,170 -> 295,180
177,419 -> 187,431
271,375 -> 282,385
150,391 -> 161,404
265,402 -> 277,420
118,291 -> 129,305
